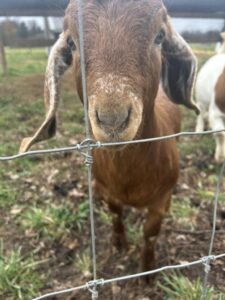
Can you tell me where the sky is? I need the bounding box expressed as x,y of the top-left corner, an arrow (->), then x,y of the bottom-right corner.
1,16 -> 224,33
172,18 -> 224,33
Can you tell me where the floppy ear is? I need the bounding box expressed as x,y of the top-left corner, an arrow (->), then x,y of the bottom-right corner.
161,19 -> 199,114
19,32 -> 74,153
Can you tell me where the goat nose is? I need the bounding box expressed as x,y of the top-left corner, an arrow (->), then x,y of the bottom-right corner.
96,109 -> 131,129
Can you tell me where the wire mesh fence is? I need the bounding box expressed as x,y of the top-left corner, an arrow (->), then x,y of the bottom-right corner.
0,0 -> 225,299
0,130 -> 225,300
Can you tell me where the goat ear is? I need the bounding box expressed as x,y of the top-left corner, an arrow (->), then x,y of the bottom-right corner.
161,19 -> 200,114
19,32 -> 74,153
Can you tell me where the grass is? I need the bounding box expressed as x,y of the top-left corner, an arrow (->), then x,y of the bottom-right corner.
158,272 -> 225,300
0,48 -> 47,79
20,201 -> 89,239
97,208 -> 112,226
0,243 -> 45,300
0,182 -> 17,208
171,197 -> 199,229
125,217 -> 143,245
190,43 -> 216,52
197,189 -> 225,202
74,249 -> 92,278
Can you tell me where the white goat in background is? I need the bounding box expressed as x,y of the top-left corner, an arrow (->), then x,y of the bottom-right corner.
215,32 -> 225,54
195,53 -> 225,162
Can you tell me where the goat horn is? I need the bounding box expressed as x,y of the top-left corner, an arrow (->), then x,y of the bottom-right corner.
19,32 -> 73,153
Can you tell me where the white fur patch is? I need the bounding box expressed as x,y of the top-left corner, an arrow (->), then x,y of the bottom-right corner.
95,74 -> 130,96
195,54 -> 225,161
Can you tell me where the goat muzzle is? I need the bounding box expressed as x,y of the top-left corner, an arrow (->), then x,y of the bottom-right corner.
96,107 -> 131,134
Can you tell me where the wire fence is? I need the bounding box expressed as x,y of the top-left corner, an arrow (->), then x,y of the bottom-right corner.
1,1 -> 225,299
0,129 -> 225,300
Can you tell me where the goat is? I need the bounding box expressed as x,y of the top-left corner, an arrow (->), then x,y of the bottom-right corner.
19,0 -> 198,277
215,32 -> 225,54
195,53 -> 225,163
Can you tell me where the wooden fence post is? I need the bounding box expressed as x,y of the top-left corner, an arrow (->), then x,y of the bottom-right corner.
44,16 -> 51,55
0,28 -> 7,75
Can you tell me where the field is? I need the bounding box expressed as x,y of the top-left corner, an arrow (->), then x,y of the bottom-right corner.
0,45 -> 225,300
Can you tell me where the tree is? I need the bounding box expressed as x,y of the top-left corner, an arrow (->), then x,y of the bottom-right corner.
17,22 -> 29,38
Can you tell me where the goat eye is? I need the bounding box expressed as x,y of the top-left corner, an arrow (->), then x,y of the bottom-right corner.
67,36 -> 76,51
154,29 -> 165,45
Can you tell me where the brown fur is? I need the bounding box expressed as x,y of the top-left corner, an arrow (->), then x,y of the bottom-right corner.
215,67 -> 225,113
93,87 -> 181,274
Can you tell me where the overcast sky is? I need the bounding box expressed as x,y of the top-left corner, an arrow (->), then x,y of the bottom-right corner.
1,16 -> 224,33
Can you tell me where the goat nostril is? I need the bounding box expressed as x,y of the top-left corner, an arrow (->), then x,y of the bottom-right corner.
96,108 -> 131,129
96,111 -> 100,125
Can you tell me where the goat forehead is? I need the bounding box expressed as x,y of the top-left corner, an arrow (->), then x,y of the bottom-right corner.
77,0 -> 163,12
95,74 -> 129,93
89,0 -> 162,16
92,74 -> 140,97
71,0 -> 164,31
81,1 -> 163,60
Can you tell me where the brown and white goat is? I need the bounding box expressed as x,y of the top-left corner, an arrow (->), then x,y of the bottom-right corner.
19,0 -> 198,276
195,53 -> 225,162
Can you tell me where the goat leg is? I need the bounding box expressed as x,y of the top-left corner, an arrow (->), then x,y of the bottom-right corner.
140,196 -> 170,283
108,202 -> 128,251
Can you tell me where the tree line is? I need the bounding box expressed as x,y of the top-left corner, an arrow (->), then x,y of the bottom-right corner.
0,19 -> 46,44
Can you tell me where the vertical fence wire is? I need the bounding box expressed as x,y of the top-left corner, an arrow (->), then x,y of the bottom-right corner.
201,160 -> 225,299
77,0 -> 98,298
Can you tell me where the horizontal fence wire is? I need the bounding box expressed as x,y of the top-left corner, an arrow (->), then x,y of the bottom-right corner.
31,254 -> 225,300
0,128 -> 225,162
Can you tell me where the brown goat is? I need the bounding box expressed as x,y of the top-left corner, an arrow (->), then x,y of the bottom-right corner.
19,0 -> 199,277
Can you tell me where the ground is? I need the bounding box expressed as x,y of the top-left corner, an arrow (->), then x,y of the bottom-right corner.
0,45 -> 225,300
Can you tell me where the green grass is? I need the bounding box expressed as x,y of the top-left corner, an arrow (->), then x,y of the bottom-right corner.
178,137 -> 215,161
0,182 -> 17,208
197,189 -> 225,202
171,197 -> 199,229
0,48 -> 47,78
190,43 -> 217,52
0,244 -> 45,300
159,272 -> 225,300
97,208 -> 112,226
74,248 -> 92,278
125,218 -> 143,245
20,201 -> 89,239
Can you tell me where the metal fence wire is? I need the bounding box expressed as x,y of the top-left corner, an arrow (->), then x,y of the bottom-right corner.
0,1 -> 225,299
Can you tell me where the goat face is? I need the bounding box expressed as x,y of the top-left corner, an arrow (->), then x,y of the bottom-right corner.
19,0 -> 199,153
66,0 -> 199,143
71,0 -> 165,142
